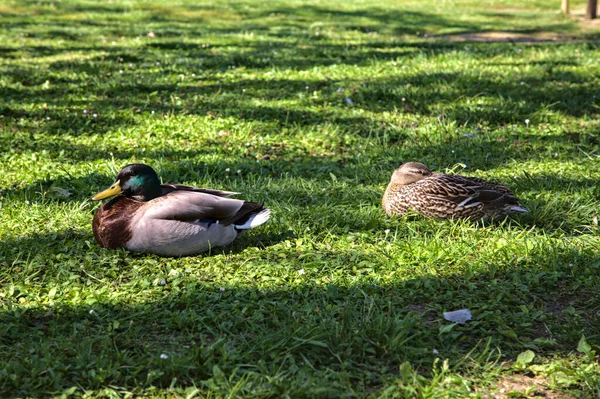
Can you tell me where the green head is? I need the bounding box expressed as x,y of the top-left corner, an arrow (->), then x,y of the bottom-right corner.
92,164 -> 162,202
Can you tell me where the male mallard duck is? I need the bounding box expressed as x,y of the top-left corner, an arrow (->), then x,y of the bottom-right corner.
91,164 -> 270,257
382,162 -> 528,220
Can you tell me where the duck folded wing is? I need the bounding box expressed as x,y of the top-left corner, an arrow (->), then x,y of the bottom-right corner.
454,176 -> 514,195
145,191 -> 245,222
421,176 -> 518,209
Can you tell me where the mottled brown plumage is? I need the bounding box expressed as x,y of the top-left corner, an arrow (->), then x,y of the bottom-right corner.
382,162 -> 528,220
91,164 -> 271,257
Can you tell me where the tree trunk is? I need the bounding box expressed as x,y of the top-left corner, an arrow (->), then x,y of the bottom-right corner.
561,0 -> 569,14
586,0 -> 597,19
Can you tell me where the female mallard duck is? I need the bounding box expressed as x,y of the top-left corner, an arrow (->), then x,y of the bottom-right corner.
91,164 -> 270,257
382,162 -> 528,220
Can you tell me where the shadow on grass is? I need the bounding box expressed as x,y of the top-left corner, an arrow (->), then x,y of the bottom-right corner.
2,52 -> 599,142
0,230 -> 598,396
2,0 -> 599,140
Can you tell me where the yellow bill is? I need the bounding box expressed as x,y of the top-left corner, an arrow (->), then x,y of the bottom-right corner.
92,180 -> 122,200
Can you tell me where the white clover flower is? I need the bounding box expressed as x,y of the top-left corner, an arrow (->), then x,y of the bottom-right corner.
384,229 -> 390,234
236,169 -> 241,174
225,168 -> 230,172
89,309 -> 95,315
219,287 -> 225,292
298,269 -> 306,275
160,353 -> 168,359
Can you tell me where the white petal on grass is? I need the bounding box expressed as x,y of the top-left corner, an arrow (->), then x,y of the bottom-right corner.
219,287 -> 225,292
443,309 -> 472,324
345,97 -> 353,105
298,269 -> 306,275
160,353 -> 168,359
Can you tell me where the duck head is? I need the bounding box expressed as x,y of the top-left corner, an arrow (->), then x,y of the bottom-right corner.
92,164 -> 162,202
390,162 -> 433,186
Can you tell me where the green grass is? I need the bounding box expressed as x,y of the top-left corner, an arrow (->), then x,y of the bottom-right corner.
1,0 -> 600,397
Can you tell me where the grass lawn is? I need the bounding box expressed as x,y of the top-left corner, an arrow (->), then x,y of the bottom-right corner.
1,0 -> 600,397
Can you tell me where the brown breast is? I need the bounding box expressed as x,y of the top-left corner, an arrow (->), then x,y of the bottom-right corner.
92,196 -> 140,249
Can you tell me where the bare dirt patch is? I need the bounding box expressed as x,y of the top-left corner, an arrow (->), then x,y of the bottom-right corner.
479,374 -> 575,399
441,31 -> 566,43
439,6 -> 600,43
